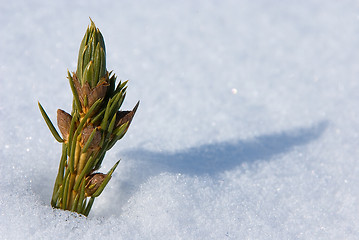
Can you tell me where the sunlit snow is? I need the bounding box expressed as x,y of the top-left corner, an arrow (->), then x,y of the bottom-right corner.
1,1 -> 359,239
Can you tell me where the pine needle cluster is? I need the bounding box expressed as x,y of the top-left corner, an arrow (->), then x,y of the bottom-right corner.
38,19 -> 139,216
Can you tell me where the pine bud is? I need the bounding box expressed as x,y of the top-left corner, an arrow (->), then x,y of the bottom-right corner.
57,109 -> 72,141
80,125 -> 101,151
77,19 -> 106,87
115,101 -> 139,128
85,173 -> 106,197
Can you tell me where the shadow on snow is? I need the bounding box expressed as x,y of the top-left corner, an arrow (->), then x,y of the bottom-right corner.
95,120 -> 328,216
122,120 -> 328,176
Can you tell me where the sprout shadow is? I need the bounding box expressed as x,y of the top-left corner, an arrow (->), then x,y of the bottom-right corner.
124,120 -> 328,176
97,120 -> 328,217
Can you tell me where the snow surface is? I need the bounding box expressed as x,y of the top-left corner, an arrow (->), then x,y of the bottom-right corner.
1,0 -> 359,239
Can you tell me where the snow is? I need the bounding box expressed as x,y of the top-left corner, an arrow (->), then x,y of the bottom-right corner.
1,0 -> 359,239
